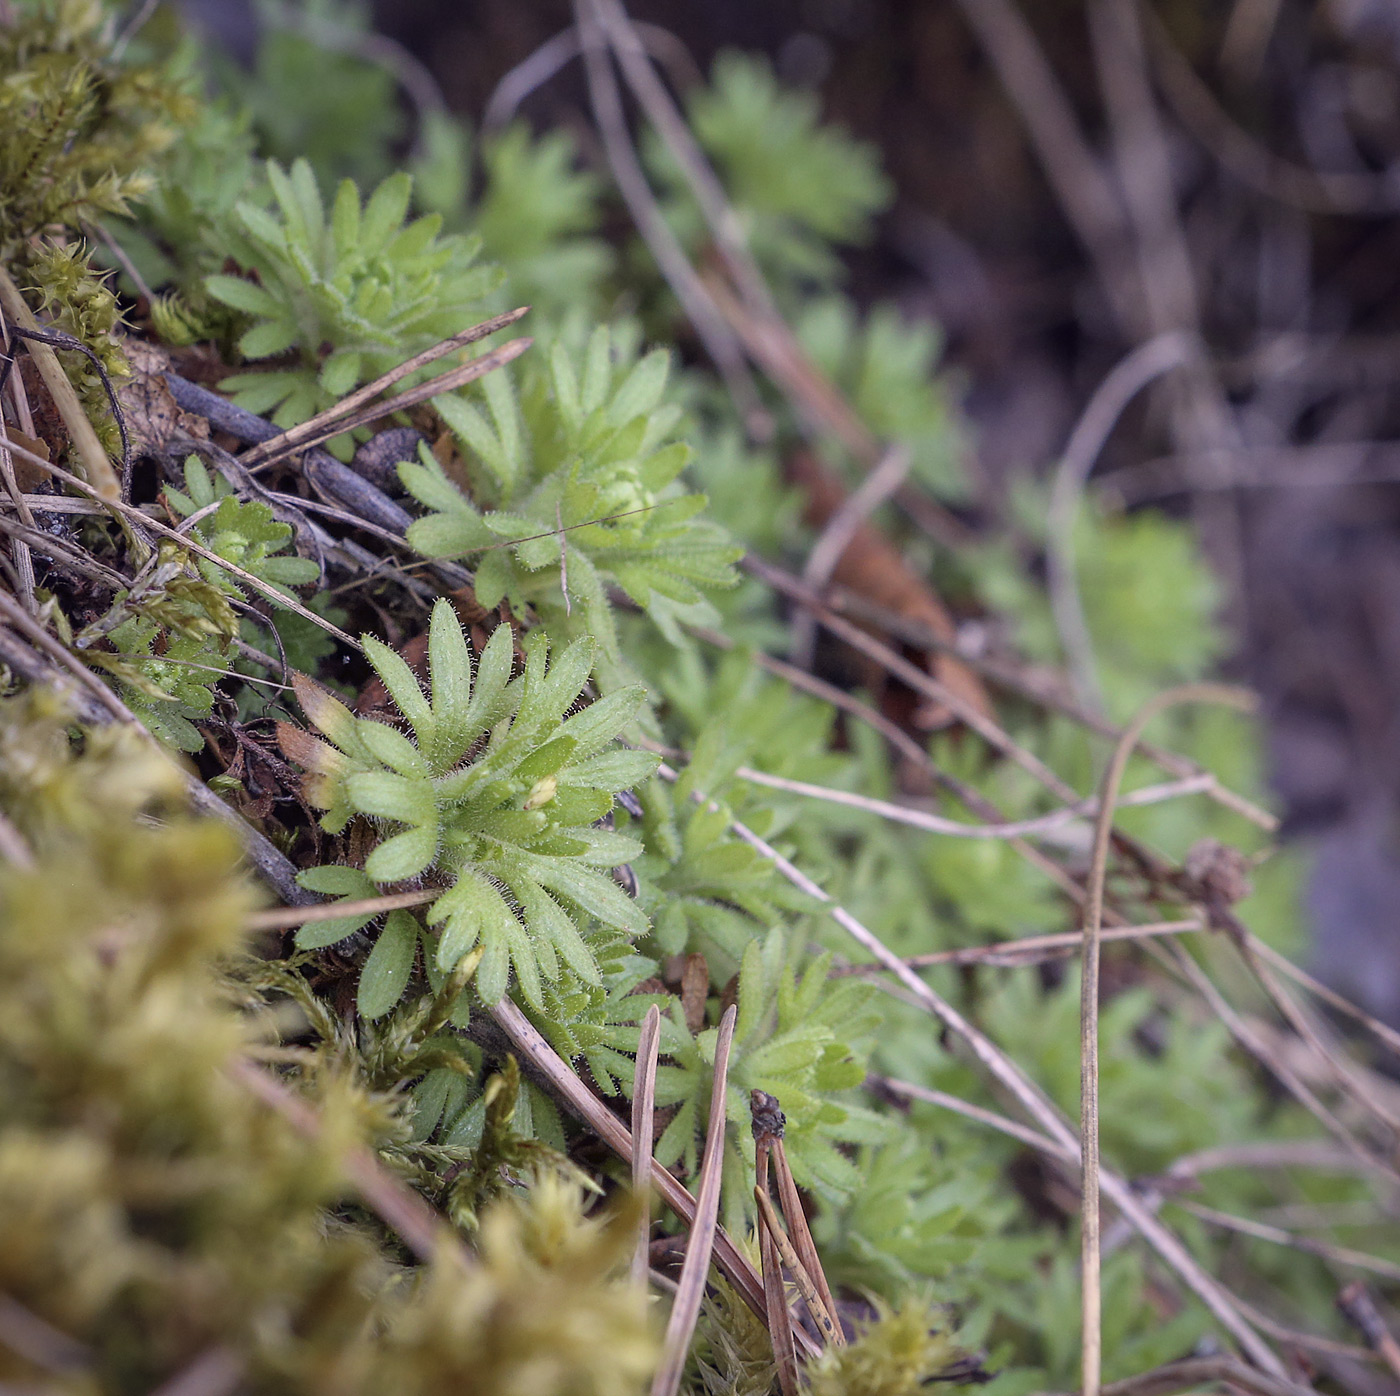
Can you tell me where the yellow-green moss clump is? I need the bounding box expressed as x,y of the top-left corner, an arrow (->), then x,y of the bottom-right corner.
0,690 -> 653,1394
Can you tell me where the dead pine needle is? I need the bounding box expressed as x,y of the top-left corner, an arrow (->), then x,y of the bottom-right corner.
652,1004 -> 737,1396
752,1187 -> 843,1349
1079,681 -> 1258,1396
632,1004 -> 661,1287
752,1092 -> 799,1396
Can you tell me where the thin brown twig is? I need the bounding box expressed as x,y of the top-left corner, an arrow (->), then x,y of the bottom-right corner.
949,0 -> 1140,333
245,337 -> 533,469
1163,940 -> 1399,1182
1144,9 -> 1400,216
0,438 -> 360,651
591,0 -> 780,325
0,264 -> 120,501
1046,330 -> 1194,709
746,553 -> 1082,803
652,1003 -> 737,1396
790,443 -> 911,670
241,309 -> 528,466
871,1074 -> 1069,1157
1174,1200 -> 1400,1283
574,0 -> 767,436
1249,935 -> 1400,1060
482,20 -> 701,130
631,1004 -> 661,1287
1048,1355 -> 1316,1396
816,584 -> 1278,831
1337,1282 -> 1400,1380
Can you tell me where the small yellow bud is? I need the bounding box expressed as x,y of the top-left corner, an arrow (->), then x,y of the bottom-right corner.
523,775 -> 557,810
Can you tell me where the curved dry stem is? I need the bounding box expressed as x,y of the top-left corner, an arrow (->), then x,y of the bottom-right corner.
1078,681 -> 1259,1396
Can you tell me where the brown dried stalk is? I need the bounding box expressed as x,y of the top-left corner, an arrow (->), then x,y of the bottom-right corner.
652,1004 -> 737,1396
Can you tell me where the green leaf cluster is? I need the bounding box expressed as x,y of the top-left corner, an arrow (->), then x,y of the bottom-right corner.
206,157 -> 501,438
402,323 -> 741,664
286,599 -> 658,1008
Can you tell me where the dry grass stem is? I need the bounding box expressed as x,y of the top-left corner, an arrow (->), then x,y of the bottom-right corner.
245,889 -> 438,932
769,1136 -> 841,1346
651,1003 -> 737,1396
1046,330 -> 1194,709
245,336 -> 533,468
1177,1201 -> 1400,1283
736,763 -> 1216,840
833,920 -> 1203,975
872,1074 -> 1069,1158
574,0 -> 765,434
1078,682 -> 1259,1396
0,438 -> 362,651
0,264 -> 120,501
752,1116 -> 799,1396
631,1004 -> 661,1287
817,583 -> 1278,831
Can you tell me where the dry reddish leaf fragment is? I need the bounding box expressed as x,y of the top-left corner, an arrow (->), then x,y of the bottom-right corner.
785,450 -> 993,728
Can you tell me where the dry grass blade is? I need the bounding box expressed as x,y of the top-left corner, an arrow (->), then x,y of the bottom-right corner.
652,1003 -> 737,1396
1249,935 -> 1400,1059
245,888 -> 437,932
1178,1201 -> 1400,1283
816,583 -> 1277,831
245,337 -> 533,468
832,920 -> 1203,975
1045,1355 -> 1316,1396
486,997 -> 820,1358
1078,682 -> 1258,1396
574,0 -> 765,434
631,1003 -> 661,1286
752,1186 -> 842,1348
745,554 -> 1081,803
240,308 -> 529,465
871,1074 -> 1069,1157
736,763 -> 1215,840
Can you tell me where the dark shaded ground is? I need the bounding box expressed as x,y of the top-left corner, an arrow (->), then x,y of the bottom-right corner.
359,1 -> 1400,1021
